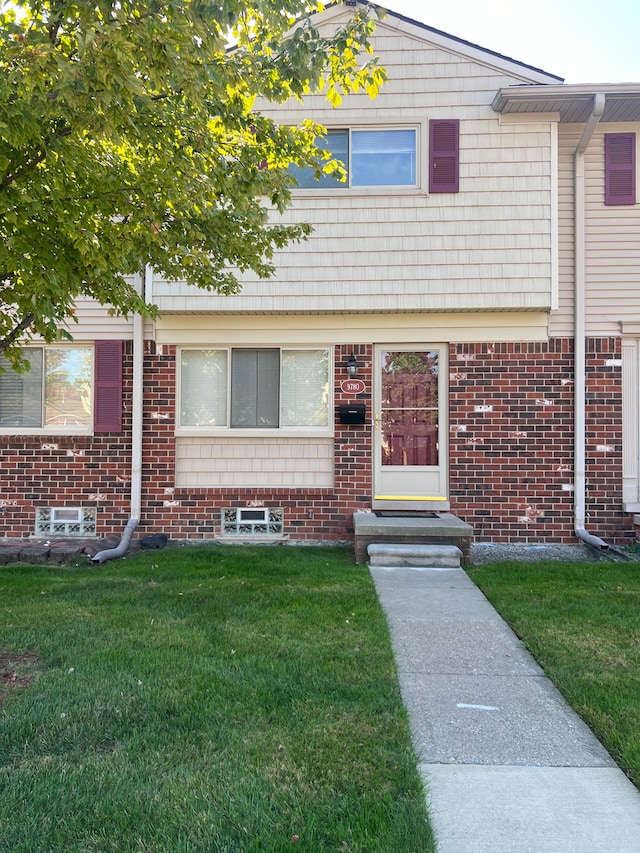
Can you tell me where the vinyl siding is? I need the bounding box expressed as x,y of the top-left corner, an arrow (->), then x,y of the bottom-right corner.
175,437 -> 334,488
152,14 -> 556,317
63,293 -> 154,341
551,124 -> 640,337
155,311 -> 549,346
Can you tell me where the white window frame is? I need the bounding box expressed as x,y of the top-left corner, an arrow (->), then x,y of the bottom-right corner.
177,346 -> 333,438
0,345 -> 94,435
290,119 -> 428,198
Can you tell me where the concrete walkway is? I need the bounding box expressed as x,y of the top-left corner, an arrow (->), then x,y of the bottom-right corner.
370,563 -> 640,853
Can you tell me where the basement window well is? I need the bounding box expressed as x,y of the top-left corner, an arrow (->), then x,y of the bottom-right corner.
35,507 -> 97,537
221,507 -> 284,537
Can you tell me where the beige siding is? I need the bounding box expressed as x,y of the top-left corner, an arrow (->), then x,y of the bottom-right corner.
552,124 -> 640,338
156,311 -> 549,346
61,289 -> 154,341
63,298 -> 135,340
175,437 -> 334,488
152,13 -> 556,317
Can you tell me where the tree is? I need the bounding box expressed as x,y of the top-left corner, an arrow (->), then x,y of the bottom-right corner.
0,0 -> 386,365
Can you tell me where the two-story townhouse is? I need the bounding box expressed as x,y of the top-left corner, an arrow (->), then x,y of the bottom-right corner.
2,2 -> 640,553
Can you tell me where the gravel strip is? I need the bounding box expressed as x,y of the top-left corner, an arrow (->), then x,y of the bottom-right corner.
471,542 -> 613,565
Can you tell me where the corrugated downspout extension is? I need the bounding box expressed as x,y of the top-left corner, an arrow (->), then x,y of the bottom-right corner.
574,92 -> 608,550
91,518 -> 139,564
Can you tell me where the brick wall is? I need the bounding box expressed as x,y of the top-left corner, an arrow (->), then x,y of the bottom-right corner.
0,344 -> 134,539
137,343 -> 372,542
1,337 -> 633,546
448,338 -> 632,545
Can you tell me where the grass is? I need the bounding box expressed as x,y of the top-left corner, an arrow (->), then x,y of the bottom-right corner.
467,558 -> 640,788
0,545 -> 433,853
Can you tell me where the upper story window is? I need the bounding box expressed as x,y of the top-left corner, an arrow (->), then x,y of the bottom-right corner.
290,128 -> 417,189
0,346 -> 93,430
179,348 -> 330,431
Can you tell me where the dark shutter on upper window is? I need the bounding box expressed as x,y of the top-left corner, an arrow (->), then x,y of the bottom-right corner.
429,119 -> 459,193
94,340 -> 123,433
605,133 -> 636,205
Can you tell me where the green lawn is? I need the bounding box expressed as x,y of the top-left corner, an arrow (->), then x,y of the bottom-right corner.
467,558 -> 640,788
0,545 -> 433,853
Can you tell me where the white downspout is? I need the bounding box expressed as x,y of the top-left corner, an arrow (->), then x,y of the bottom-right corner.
130,270 -> 146,523
574,92 -> 608,549
92,272 -> 145,564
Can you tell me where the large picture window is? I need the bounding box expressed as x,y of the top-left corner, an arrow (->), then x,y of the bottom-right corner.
180,348 -> 330,430
0,347 -> 93,430
290,128 -> 417,189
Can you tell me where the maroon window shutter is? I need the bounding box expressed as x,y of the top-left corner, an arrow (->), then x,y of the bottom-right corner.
605,133 -> 636,205
429,119 -> 459,193
94,340 -> 123,433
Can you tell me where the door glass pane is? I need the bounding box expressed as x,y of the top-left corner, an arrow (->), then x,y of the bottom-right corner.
380,351 -> 439,467
181,350 -> 228,427
44,348 -> 92,428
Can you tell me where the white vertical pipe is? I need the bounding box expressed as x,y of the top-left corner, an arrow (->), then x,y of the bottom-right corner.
573,93 -> 607,548
130,271 -> 145,522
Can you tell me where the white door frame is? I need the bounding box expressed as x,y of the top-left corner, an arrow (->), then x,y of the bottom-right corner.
372,343 -> 449,511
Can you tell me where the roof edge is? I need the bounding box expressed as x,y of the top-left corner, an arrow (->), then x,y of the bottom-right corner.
336,1 -> 564,84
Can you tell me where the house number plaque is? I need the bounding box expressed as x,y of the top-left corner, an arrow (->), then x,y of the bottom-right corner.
341,379 -> 365,395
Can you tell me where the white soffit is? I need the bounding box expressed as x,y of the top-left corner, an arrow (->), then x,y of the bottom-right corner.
493,84 -> 640,123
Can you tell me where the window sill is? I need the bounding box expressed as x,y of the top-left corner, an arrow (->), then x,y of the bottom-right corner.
0,428 -> 93,436
216,535 -> 288,544
290,186 -> 428,199
176,428 -> 333,439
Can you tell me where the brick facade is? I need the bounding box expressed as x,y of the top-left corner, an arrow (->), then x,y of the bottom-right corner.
449,338 -> 632,545
139,343 -> 373,542
0,338 -> 634,546
0,344 -> 134,539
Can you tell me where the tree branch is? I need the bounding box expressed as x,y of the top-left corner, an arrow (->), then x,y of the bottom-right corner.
0,312 -> 35,353
0,125 -> 73,193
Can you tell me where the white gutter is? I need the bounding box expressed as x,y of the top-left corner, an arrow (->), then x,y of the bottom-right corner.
573,92 -> 608,549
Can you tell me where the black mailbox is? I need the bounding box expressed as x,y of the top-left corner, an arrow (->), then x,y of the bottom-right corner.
338,403 -> 366,425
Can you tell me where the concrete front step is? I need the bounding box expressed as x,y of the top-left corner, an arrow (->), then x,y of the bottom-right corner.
353,511 -> 473,565
368,543 -> 462,568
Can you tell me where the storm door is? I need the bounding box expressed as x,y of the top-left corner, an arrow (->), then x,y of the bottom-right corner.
373,346 -> 448,509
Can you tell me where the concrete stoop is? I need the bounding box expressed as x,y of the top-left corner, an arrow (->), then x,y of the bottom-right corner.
368,543 -> 462,568
353,511 -> 472,565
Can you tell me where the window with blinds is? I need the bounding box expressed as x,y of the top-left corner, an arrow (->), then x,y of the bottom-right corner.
289,128 -> 417,188
0,346 -> 95,432
179,348 -> 330,430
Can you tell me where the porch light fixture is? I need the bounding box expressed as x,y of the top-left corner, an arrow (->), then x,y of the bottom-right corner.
346,353 -> 359,378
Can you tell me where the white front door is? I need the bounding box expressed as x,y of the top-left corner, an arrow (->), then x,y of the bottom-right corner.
373,345 -> 449,510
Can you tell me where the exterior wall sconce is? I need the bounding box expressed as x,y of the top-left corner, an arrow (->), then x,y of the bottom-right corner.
346,353 -> 359,378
